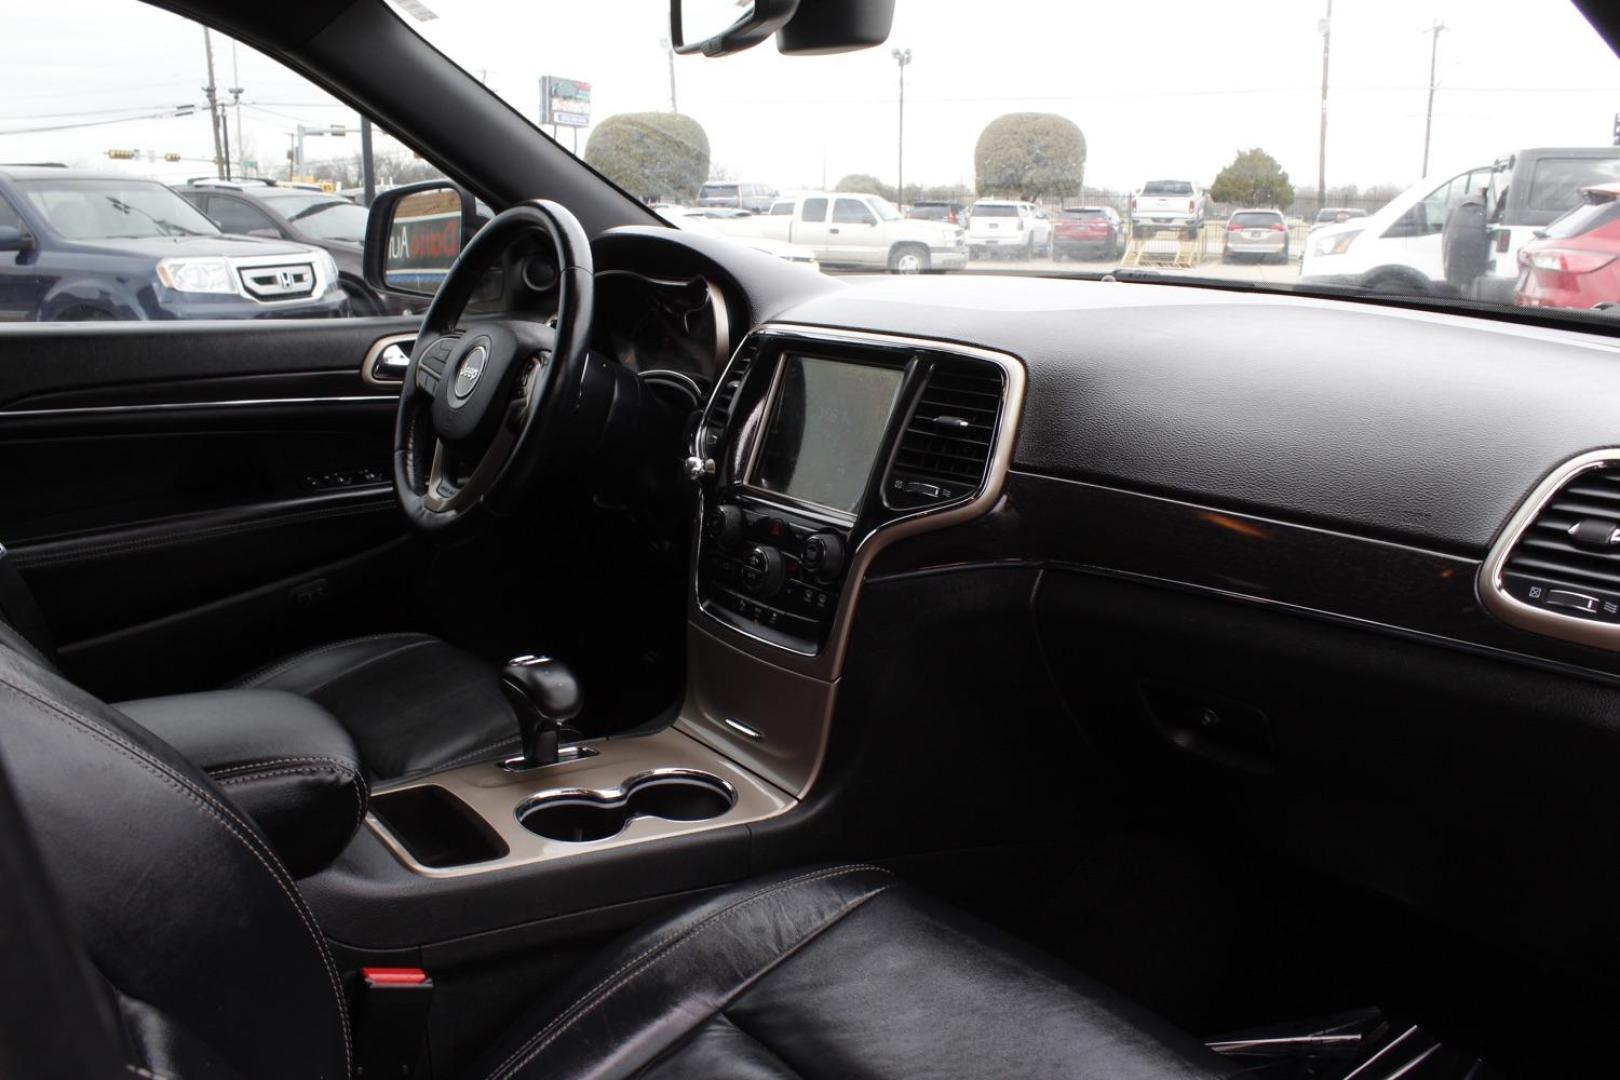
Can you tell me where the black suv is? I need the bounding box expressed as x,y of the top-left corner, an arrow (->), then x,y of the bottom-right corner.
173,178 -> 406,314
0,166 -> 347,321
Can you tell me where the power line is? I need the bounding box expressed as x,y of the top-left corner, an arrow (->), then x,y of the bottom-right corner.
0,107 -> 200,137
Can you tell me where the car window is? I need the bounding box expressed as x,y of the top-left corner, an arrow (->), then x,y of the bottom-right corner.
0,0 -> 444,322
833,198 -> 876,225
1542,195 -> 1620,240
261,194 -> 369,243
1230,211 -> 1281,228
769,200 -> 793,216
0,194 -> 22,233
1526,158 -> 1620,214
974,205 -> 1018,217
1144,181 -> 1195,196
202,195 -> 278,236
800,197 -> 828,223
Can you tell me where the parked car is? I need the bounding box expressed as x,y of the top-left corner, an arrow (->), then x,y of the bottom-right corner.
1051,206 -> 1125,260
656,205 -> 820,269
0,166 -> 346,321
908,200 -> 967,225
173,178 -> 406,314
1302,146 -> 1620,298
697,180 -> 777,213
1222,208 -> 1290,264
967,199 -> 1053,259
1513,182 -> 1620,311
723,191 -> 967,272
1129,179 -> 1208,237
1311,206 -> 1368,231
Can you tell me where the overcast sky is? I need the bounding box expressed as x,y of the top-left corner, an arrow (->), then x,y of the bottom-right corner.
2,0 -> 1617,197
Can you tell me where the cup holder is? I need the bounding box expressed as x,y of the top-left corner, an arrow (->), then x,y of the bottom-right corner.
517,770 -> 737,843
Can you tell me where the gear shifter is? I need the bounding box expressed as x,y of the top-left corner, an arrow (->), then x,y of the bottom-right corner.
500,655 -> 582,768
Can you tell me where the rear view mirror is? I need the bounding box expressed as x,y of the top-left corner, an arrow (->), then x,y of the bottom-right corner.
671,0 -> 799,56
0,225 -> 33,254
363,180 -> 479,299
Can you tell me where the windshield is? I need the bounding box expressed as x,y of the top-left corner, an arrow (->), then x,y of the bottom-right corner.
19,178 -> 219,239
403,1 -> 1611,323
262,194 -> 369,242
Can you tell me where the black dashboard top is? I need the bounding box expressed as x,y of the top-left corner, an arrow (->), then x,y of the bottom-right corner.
601,227 -> 1620,557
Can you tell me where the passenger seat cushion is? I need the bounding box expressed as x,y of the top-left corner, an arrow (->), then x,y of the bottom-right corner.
116,689 -> 367,878
473,864 -> 1234,1080
231,633 -> 518,780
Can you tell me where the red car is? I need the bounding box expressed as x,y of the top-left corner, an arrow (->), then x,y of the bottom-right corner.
1515,182 -> 1620,311
1052,206 -> 1126,260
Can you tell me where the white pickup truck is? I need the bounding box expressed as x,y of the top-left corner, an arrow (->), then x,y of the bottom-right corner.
714,192 -> 967,272
1129,180 -> 1208,238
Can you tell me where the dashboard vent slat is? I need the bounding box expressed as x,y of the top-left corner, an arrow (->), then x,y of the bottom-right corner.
1503,461 -> 1620,597
884,358 -> 1005,509
700,343 -> 757,457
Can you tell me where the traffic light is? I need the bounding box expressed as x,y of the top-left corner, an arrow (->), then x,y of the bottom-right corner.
163,153 -> 182,163
106,149 -> 137,160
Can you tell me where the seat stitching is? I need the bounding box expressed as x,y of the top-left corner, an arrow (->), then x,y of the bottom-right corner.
485,864 -> 890,1080
0,675 -> 352,1074
430,732 -> 521,772
207,754 -> 360,777
230,632 -> 434,689
214,763 -> 367,836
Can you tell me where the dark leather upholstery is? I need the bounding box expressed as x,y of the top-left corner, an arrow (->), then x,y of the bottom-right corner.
117,689 -> 367,878
231,632 -> 518,779
474,864 -> 1234,1080
0,631 -> 349,1079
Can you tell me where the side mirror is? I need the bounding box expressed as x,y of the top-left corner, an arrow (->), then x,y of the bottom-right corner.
363,180 -> 479,299
671,0 -> 799,56
0,226 -> 33,254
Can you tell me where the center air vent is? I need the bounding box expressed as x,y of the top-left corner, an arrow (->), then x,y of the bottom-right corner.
1481,452 -> 1620,649
700,343 -> 756,456
884,358 -> 1004,509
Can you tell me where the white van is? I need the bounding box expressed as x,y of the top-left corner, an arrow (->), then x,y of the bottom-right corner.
1301,147 -> 1620,299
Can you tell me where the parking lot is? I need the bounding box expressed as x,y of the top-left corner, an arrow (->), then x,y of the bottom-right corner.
963,252 -> 1303,282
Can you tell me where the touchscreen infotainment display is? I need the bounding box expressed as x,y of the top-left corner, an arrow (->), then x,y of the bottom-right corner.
753,355 -> 902,514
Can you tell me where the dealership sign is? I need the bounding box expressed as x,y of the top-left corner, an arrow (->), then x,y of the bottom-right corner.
540,76 -> 591,128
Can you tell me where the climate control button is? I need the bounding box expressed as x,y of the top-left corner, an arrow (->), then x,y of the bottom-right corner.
740,544 -> 786,598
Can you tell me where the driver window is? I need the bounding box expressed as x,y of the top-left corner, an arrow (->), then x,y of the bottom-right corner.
800,197 -> 828,223
833,198 -> 876,226
0,0 -> 443,323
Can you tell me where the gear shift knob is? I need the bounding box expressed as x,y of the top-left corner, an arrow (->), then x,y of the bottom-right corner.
500,655 -> 582,768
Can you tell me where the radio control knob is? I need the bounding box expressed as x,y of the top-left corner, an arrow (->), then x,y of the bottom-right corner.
704,504 -> 744,550
802,532 -> 846,582
741,544 -> 785,598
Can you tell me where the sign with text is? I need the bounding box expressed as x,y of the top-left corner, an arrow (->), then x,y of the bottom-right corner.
540,76 -> 591,129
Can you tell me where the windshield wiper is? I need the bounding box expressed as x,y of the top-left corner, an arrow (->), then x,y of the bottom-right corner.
103,196 -> 206,237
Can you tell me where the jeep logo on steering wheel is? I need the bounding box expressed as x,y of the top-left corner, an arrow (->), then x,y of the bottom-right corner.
452,344 -> 488,400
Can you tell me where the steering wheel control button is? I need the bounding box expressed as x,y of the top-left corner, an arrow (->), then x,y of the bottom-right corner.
451,340 -> 490,403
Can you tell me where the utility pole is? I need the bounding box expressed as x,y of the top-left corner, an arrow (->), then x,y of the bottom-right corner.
892,47 -> 912,209
660,38 -> 678,112
229,41 -> 244,177
1422,21 -> 1447,176
201,28 -> 227,179
360,116 -> 376,205
1316,0 -> 1332,210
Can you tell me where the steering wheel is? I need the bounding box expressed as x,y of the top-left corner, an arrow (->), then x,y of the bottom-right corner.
393,199 -> 594,539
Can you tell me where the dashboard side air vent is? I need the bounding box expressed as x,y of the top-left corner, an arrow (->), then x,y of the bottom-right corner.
884,357 -> 1005,510
699,344 -> 756,456
1481,452 -> 1620,650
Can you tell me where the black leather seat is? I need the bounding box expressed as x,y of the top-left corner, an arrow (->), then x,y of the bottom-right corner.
0,610 -> 516,780
0,632 -> 1235,1080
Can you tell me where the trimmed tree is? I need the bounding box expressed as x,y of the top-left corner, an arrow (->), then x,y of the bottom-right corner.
584,113 -> 710,203
1209,148 -> 1295,209
974,113 -> 1086,200
835,173 -> 896,202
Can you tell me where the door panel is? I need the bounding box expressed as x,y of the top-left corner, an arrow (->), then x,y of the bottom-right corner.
0,317 -> 421,698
